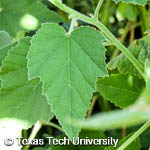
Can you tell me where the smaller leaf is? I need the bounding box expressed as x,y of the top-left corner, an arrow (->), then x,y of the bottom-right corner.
97,74 -> 145,108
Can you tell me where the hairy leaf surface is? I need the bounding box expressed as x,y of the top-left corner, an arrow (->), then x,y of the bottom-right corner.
27,23 -> 108,139
0,37 -> 51,130
0,0 -> 62,36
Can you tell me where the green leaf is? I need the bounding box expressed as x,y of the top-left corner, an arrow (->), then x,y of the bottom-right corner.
27,23 -> 108,140
113,0 -> 148,5
97,74 -> 145,108
0,31 -> 12,48
117,3 -> 138,21
0,0 -> 62,36
105,134 -> 141,150
0,37 -> 51,130
50,130 -> 106,150
108,36 -> 150,77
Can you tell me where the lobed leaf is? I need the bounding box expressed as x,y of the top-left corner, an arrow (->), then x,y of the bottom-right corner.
27,23 -> 108,140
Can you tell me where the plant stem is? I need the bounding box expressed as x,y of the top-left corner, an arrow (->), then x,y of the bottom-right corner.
23,130 -> 28,139
94,0 -> 104,20
49,0 -> 145,79
94,22 -> 145,78
24,121 -> 64,149
103,40 -> 114,47
42,121 -> 64,133
29,121 -> 42,140
118,120 -> 150,150
122,126 -> 126,138
98,96 -> 111,112
68,18 -> 77,35
102,0 -> 111,26
111,22 -> 130,59
87,96 -> 97,118
138,6 -> 149,35
24,121 -> 42,150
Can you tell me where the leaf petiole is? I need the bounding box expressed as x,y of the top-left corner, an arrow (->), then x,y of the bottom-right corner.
94,0 -> 104,21
68,18 -> 78,35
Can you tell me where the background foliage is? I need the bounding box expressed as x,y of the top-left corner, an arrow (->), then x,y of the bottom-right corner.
0,0 -> 150,150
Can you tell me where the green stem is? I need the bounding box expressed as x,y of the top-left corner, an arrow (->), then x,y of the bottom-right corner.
102,0 -> 111,26
23,121 -> 64,150
49,0 -> 145,79
24,121 -> 42,150
118,120 -> 150,150
94,0 -> 104,20
42,121 -> 64,133
87,96 -> 97,118
23,130 -> 28,139
98,96 -> 111,112
29,121 -> 42,140
111,22 -> 130,59
103,40 -> 114,47
138,6 -> 149,35
68,18 -> 77,35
